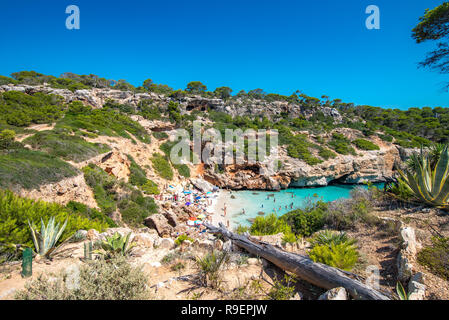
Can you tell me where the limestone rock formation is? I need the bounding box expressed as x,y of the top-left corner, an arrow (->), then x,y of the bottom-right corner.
144,214 -> 173,237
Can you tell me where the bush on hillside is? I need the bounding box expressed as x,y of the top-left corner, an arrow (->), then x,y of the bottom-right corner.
281,201 -> 328,237
56,106 -> 151,143
151,153 -> 174,180
0,149 -> 79,190
308,242 -> 359,271
328,133 -> 356,155
250,213 -> 293,236
0,91 -> 64,127
82,164 -> 117,215
15,255 -> 149,300
0,129 -> 22,150
0,190 -> 107,257
352,138 -> 380,151
65,201 -> 117,228
318,147 -> 337,160
417,237 -> 449,281
323,187 -> 380,230
83,164 -> 158,227
24,129 -> 110,162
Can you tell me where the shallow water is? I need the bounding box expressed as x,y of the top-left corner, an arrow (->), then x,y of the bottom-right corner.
223,184 -> 383,227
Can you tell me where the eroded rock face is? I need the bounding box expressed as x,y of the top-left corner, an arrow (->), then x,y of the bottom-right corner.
204,130 -> 401,191
144,214 -> 173,237
190,178 -> 214,193
408,272 -> 426,300
18,174 -> 98,208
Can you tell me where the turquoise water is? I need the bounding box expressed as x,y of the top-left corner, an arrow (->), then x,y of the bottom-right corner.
227,184 -> 383,227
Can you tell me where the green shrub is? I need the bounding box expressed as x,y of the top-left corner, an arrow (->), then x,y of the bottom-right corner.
174,164 -> 190,178
24,130 -> 110,162
318,147 -> 337,160
139,101 -> 162,120
141,179 -> 160,195
0,190 -> 107,256
66,201 -> 117,227
417,237 -> 449,281
324,189 -> 379,230
281,201 -> 327,237
0,91 -> 64,127
328,133 -> 356,155
15,255 -> 149,300
308,242 -> 359,271
282,232 -> 298,244
82,164 -> 157,227
174,234 -> 194,246
127,155 -> 149,186
352,139 -> 380,151
152,131 -> 168,140
118,195 -> 157,228
267,275 -> 297,300
309,230 -> 355,247
125,155 -> 160,195
387,178 -> 414,201
250,213 -> 292,236
235,225 -> 249,235
378,134 -> 393,142
151,153 -> 174,180
56,107 -> 151,143
0,149 -> 79,190
82,164 -> 117,215
104,100 -> 135,114
195,250 -> 229,288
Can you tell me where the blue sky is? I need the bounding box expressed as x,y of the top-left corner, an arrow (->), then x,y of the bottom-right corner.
0,0 -> 447,109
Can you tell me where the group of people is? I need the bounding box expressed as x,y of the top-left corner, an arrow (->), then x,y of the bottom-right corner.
155,183 -> 219,234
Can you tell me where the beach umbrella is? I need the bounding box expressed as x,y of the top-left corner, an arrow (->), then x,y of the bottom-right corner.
184,191 -> 191,194
189,216 -> 196,221
187,220 -> 195,226
195,196 -> 201,200
185,202 -> 191,206
194,220 -> 202,225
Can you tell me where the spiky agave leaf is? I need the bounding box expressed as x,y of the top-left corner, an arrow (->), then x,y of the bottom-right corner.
398,145 -> 449,209
396,281 -> 408,300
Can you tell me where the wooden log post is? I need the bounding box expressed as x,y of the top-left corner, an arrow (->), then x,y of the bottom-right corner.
204,222 -> 391,300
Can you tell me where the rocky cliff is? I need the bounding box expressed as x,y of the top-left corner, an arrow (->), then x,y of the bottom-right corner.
1,84 -> 406,192
203,130 -> 401,190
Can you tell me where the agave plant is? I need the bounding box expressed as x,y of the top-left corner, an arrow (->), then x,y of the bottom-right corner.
28,217 -> 68,258
396,281 -> 409,300
96,232 -> 135,258
397,145 -> 449,209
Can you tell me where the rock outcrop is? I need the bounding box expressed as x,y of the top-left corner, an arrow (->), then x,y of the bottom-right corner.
204,135 -> 400,190
144,214 -> 173,237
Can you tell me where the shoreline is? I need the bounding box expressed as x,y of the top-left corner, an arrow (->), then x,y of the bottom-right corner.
211,189 -> 235,230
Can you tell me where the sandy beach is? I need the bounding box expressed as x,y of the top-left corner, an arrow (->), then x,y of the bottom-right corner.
211,189 -> 241,230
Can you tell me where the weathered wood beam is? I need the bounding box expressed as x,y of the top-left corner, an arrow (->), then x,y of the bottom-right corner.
204,222 -> 391,300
